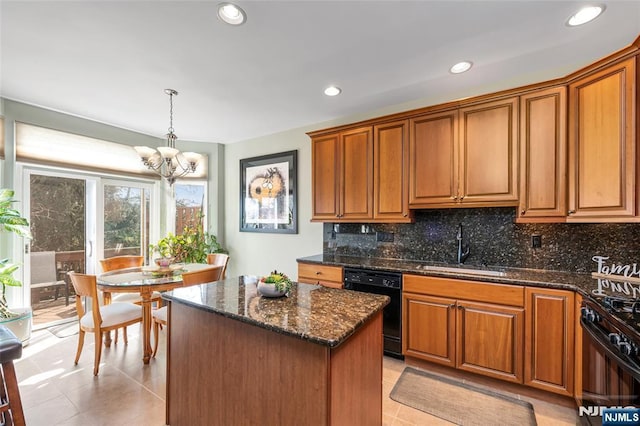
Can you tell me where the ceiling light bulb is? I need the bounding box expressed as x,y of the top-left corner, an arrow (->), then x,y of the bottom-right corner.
450,61 -> 473,74
567,5 -> 605,26
218,2 -> 246,25
324,86 -> 342,96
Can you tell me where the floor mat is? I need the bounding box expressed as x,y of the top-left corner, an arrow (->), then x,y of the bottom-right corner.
390,367 -> 537,426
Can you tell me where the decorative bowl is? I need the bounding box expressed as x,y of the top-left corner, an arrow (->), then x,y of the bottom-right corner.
257,281 -> 287,298
155,257 -> 175,268
257,270 -> 292,298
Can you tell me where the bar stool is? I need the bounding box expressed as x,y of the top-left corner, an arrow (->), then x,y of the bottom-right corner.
0,326 -> 25,426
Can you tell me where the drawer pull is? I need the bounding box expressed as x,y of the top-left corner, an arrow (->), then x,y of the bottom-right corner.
316,271 -> 321,275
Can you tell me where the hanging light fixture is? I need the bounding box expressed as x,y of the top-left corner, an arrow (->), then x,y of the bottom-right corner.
135,89 -> 202,186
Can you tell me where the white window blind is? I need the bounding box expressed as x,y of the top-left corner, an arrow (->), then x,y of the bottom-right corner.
15,123 -> 207,179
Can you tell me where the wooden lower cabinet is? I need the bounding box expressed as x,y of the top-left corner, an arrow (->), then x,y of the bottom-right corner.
457,300 -> 524,383
525,287 -> 575,396
402,275 -> 524,383
403,274 -> 576,396
297,262 -> 344,288
403,293 -> 456,366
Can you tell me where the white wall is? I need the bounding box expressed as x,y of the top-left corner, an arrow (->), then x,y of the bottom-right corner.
223,127 -> 323,279
220,95 -> 452,279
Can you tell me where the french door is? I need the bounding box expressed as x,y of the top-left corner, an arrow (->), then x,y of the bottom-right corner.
18,166 -> 157,327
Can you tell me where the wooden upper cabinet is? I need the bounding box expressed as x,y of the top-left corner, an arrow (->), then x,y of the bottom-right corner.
568,57 -> 637,219
409,110 -> 459,206
374,120 -> 411,221
410,97 -> 518,208
311,127 -> 373,221
459,97 -> 519,204
312,133 -> 340,220
340,127 -> 373,220
518,87 -> 567,221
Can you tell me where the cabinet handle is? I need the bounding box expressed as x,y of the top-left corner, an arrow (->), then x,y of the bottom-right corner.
520,210 -> 526,215
316,271 -> 321,275
459,196 -> 464,201
449,303 -> 455,308
452,196 -> 458,201
458,305 -> 464,310
568,210 -> 576,215
403,213 -> 408,217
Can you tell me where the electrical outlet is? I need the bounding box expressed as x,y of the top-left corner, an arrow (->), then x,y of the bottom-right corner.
531,235 -> 542,248
376,231 -> 394,243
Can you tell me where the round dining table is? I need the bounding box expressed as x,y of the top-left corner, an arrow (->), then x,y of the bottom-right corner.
97,263 -> 212,364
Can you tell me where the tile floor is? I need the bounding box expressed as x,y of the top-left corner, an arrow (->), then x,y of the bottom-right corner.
16,324 -> 578,425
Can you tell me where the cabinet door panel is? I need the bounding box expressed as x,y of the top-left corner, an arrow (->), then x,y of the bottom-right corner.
519,87 -> 567,219
457,301 -> 523,383
402,293 -> 456,366
374,120 -> 409,220
568,57 -> 636,218
409,111 -> 458,206
459,98 -> 519,203
525,288 -> 574,396
341,127 -> 373,219
312,134 -> 340,220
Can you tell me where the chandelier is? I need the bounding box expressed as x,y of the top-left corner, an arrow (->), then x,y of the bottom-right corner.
135,89 -> 202,186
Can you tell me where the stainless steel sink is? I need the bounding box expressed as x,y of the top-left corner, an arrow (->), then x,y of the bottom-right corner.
416,264 -> 506,277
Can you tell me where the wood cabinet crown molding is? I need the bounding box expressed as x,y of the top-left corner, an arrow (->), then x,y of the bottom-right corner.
307,37 -> 639,138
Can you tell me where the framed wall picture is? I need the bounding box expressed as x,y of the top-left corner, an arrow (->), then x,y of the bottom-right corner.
240,150 -> 297,233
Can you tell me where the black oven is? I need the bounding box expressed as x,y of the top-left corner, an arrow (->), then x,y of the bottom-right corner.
580,298 -> 640,425
343,267 -> 402,359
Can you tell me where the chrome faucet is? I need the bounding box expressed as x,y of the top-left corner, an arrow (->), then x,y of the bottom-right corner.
456,223 -> 470,264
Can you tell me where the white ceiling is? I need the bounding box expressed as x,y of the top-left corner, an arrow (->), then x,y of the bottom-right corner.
1,1 -> 639,144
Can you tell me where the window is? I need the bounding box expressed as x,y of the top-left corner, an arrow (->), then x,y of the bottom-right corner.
174,182 -> 207,234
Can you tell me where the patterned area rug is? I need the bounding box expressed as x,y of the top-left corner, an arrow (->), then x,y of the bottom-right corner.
390,367 -> 537,426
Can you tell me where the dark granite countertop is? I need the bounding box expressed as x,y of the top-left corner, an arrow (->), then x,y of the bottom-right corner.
162,275 -> 389,348
297,253 -> 603,300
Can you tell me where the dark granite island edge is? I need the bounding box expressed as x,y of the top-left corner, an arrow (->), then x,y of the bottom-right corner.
162,275 -> 389,348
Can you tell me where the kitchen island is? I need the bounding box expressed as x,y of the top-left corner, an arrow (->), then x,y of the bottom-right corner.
163,275 -> 389,426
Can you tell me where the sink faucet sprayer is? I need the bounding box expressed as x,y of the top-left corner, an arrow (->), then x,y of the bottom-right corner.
456,223 -> 470,264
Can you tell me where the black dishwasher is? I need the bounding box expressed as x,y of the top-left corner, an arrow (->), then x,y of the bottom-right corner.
343,267 -> 403,359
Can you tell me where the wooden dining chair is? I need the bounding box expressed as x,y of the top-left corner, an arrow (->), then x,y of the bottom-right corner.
151,265 -> 224,357
206,253 -> 229,279
100,255 -> 162,343
68,272 -> 143,376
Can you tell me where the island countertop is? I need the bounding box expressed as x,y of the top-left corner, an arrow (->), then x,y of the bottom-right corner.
162,275 -> 389,348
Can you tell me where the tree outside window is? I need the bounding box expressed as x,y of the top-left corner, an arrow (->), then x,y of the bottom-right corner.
174,183 -> 206,234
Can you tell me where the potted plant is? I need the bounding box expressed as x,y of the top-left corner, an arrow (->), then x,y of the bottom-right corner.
0,189 -> 32,342
258,270 -> 293,298
150,219 -> 226,264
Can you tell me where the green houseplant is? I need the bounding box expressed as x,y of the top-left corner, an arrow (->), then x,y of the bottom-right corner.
0,189 -> 32,342
150,220 -> 226,264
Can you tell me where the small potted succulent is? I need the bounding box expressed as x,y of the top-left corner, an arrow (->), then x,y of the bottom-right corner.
258,270 -> 293,298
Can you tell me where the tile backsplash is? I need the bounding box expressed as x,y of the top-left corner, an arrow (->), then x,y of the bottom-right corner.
322,208 -> 640,273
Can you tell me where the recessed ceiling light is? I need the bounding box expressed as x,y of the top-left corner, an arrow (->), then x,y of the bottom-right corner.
217,2 -> 246,25
567,5 -> 605,26
450,61 -> 473,74
324,86 -> 342,97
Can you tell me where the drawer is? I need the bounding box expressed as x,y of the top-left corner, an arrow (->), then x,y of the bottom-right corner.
298,263 -> 343,284
298,277 -> 343,289
403,274 -> 524,307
